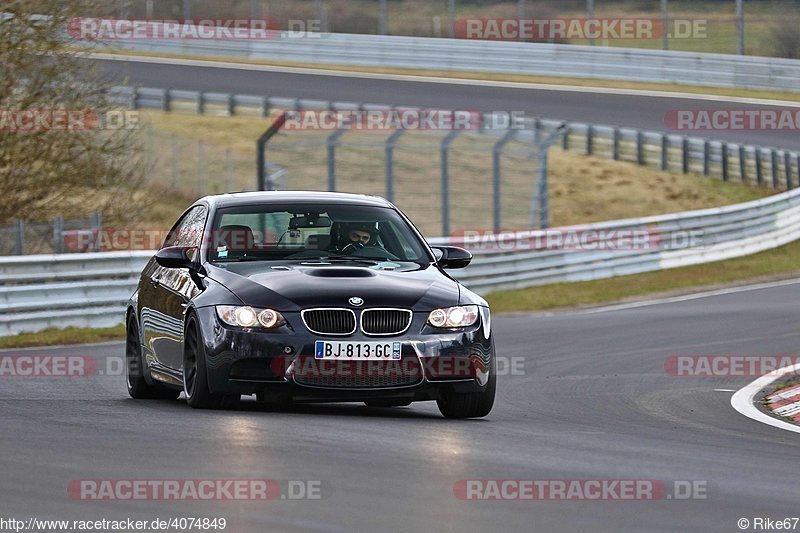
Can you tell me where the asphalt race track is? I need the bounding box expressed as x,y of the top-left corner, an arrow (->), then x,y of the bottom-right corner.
2,283 -> 800,532
94,55 -> 800,151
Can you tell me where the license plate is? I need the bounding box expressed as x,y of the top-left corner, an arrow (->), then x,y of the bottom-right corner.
314,340 -> 402,360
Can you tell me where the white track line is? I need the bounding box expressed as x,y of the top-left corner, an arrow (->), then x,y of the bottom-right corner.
731,362 -> 800,434
572,278 -> 800,315
90,52 -> 800,108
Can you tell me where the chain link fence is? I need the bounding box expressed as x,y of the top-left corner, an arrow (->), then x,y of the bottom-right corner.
0,214 -> 102,256
261,126 -> 557,236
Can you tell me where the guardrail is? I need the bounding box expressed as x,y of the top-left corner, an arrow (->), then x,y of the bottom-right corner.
3,183 -> 800,335
115,85 -> 800,194
106,30 -> 800,92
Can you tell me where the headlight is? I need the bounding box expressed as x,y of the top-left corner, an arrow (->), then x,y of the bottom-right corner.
427,305 -> 479,328
216,306 -> 285,329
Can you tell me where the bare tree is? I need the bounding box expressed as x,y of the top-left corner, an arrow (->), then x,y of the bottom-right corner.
0,0 -> 145,224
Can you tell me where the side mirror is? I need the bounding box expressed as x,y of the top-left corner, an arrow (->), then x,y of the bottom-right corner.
431,246 -> 472,269
155,246 -> 198,269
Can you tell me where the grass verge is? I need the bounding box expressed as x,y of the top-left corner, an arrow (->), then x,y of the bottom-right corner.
486,238 -> 800,313
0,325 -> 125,350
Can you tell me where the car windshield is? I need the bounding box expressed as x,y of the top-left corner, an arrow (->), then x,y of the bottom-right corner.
208,203 -> 431,264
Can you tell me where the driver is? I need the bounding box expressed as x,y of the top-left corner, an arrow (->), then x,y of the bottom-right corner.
332,222 -> 378,253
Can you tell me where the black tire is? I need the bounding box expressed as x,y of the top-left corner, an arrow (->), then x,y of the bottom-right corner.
183,315 -> 239,410
364,399 -> 412,408
436,356 -> 496,419
126,313 -> 180,400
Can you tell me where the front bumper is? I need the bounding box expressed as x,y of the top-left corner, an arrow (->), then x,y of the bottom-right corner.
194,306 -> 494,402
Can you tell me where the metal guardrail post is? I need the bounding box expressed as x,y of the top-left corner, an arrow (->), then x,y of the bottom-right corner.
228,94 -> 236,116
161,88 -> 170,112
586,124 -> 594,155
612,128 -> 620,161
327,126 -> 348,192
771,150 -> 779,188
661,134 -> 669,171
755,149 -> 763,185
703,140 -> 710,176
492,130 -> 516,232
636,130 -> 645,165
785,152 -> 793,189
740,146 -> 747,183
91,212 -> 102,252
441,130 -> 462,237
385,129 -> 405,203
130,87 -> 139,110
796,154 -> 800,189
196,91 -> 204,114
260,96 -> 270,118
13,219 -> 24,255
53,216 -> 64,254
721,143 -> 729,182
561,123 -> 569,151
256,111 -> 287,191
682,136 -> 689,174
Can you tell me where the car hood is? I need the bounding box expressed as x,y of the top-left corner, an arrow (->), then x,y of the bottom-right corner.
204,262 -> 461,311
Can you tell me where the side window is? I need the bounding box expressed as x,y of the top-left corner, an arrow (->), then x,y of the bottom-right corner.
163,206 -> 207,248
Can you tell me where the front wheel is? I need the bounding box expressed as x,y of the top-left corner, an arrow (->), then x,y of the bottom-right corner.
126,314 -> 180,400
183,315 -> 239,410
436,356 -> 496,419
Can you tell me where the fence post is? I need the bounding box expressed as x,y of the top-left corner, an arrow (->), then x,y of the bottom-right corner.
721,143 -> 729,182
91,212 -> 102,252
785,151 -> 792,189
586,124 -> 593,155
681,136 -> 689,174
228,94 -> 236,116
755,148 -> 763,185
130,87 -> 139,110
161,88 -> 170,112
703,140 -> 710,176
612,127 -> 620,160
53,216 -> 64,254
13,219 -> 24,255
636,130 -> 645,165
385,130 -> 405,203
739,145 -> 747,182
561,122 -> 569,151
531,124 -> 566,229
440,130 -> 462,237
260,96 -> 270,118
196,91 -> 204,114
327,127 -> 348,192
492,130 -> 516,233
661,134 -> 668,171
771,149 -> 779,188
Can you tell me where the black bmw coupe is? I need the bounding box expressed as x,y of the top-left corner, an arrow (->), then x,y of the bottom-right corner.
125,191 -> 496,418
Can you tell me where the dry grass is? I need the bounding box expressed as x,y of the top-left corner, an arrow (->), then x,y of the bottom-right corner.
137,110 -> 770,235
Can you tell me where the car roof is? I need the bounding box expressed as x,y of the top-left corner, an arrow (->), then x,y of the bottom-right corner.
200,191 -> 393,209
